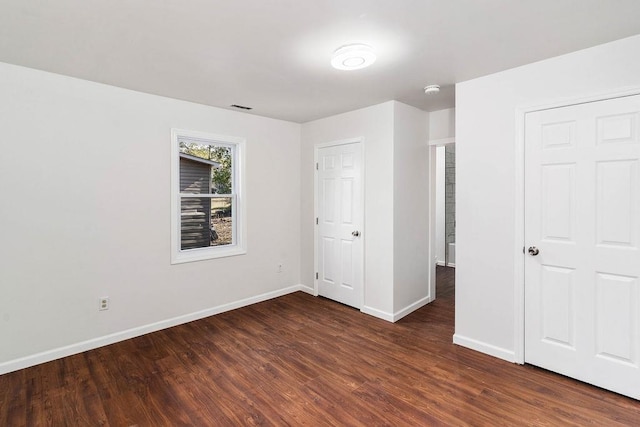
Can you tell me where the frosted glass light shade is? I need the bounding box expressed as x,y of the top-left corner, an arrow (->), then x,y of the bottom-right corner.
331,44 -> 376,70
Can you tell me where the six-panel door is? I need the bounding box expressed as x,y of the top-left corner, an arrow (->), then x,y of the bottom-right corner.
317,142 -> 363,309
525,95 -> 640,399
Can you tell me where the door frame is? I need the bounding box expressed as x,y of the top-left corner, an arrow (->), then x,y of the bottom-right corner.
313,137 -> 365,307
514,86 -> 640,364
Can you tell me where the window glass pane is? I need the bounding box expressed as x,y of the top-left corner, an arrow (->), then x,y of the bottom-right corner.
180,197 -> 233,250
211,197 -> 233,246
179,142 -> 232,194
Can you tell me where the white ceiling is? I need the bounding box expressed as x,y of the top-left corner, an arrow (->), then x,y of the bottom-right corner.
1,1 -> 640,123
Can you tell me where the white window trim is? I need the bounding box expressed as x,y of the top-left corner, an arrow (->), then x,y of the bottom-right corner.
171,128 -> 247,264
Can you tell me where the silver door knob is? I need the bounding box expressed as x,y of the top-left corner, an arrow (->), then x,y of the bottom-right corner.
528,246 -> 539,256
352,231 -> 360,237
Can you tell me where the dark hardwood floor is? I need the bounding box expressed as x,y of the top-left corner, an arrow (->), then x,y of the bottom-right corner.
2,266 -> 639,426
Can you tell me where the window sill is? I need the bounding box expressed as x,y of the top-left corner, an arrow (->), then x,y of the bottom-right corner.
171,245 -> 247,264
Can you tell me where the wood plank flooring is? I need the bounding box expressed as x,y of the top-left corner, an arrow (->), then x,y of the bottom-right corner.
1,266 -> 639,426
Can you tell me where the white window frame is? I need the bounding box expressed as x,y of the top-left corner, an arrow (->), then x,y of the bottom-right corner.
171,128 -> 246,264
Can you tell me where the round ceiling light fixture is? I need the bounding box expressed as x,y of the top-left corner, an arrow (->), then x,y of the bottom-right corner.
331,44 -> 376,70
424,84 -> 440,94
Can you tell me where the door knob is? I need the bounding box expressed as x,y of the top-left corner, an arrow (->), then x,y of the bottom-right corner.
528,246 -> 539,256
352,230 -> 360,237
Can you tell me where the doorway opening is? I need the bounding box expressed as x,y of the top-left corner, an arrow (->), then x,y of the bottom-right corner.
434,144 -> 456,268
429,139 -> 456,307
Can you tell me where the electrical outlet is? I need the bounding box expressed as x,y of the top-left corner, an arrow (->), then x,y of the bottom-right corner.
99,297 -> 109,311
277,263 -> 283,273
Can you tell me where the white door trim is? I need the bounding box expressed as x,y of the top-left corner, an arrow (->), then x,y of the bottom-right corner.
313,137 -> 365,306
514,86 -> 640,364
427,138 -> 455,303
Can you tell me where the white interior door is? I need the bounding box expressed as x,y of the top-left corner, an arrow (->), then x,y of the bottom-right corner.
524,94 -> 640,399
316,142 -> 363,309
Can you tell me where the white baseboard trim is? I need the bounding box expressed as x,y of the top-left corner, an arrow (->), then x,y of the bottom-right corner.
453,333 -> 516,363
361,305 -> 394,322
447,262 -> 456,268
0,284 -> 306,375
361,295 -> 434,323
298,284 -> 315,295
392,295 -> 433,322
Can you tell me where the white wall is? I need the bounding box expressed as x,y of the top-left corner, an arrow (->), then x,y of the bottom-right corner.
455,34 -> 640,361
429,108 -> 455,141
301,102 -> 396,316
0,62 -> 302,372
392,102 -> 430,314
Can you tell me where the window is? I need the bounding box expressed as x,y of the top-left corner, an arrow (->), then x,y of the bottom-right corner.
171,128 -> 246,263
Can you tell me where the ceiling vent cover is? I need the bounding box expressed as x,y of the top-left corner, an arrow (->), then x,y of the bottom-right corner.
230,104 -> 253,110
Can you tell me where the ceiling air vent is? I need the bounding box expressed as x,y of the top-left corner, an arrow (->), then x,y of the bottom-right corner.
230,104 -> 253,110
